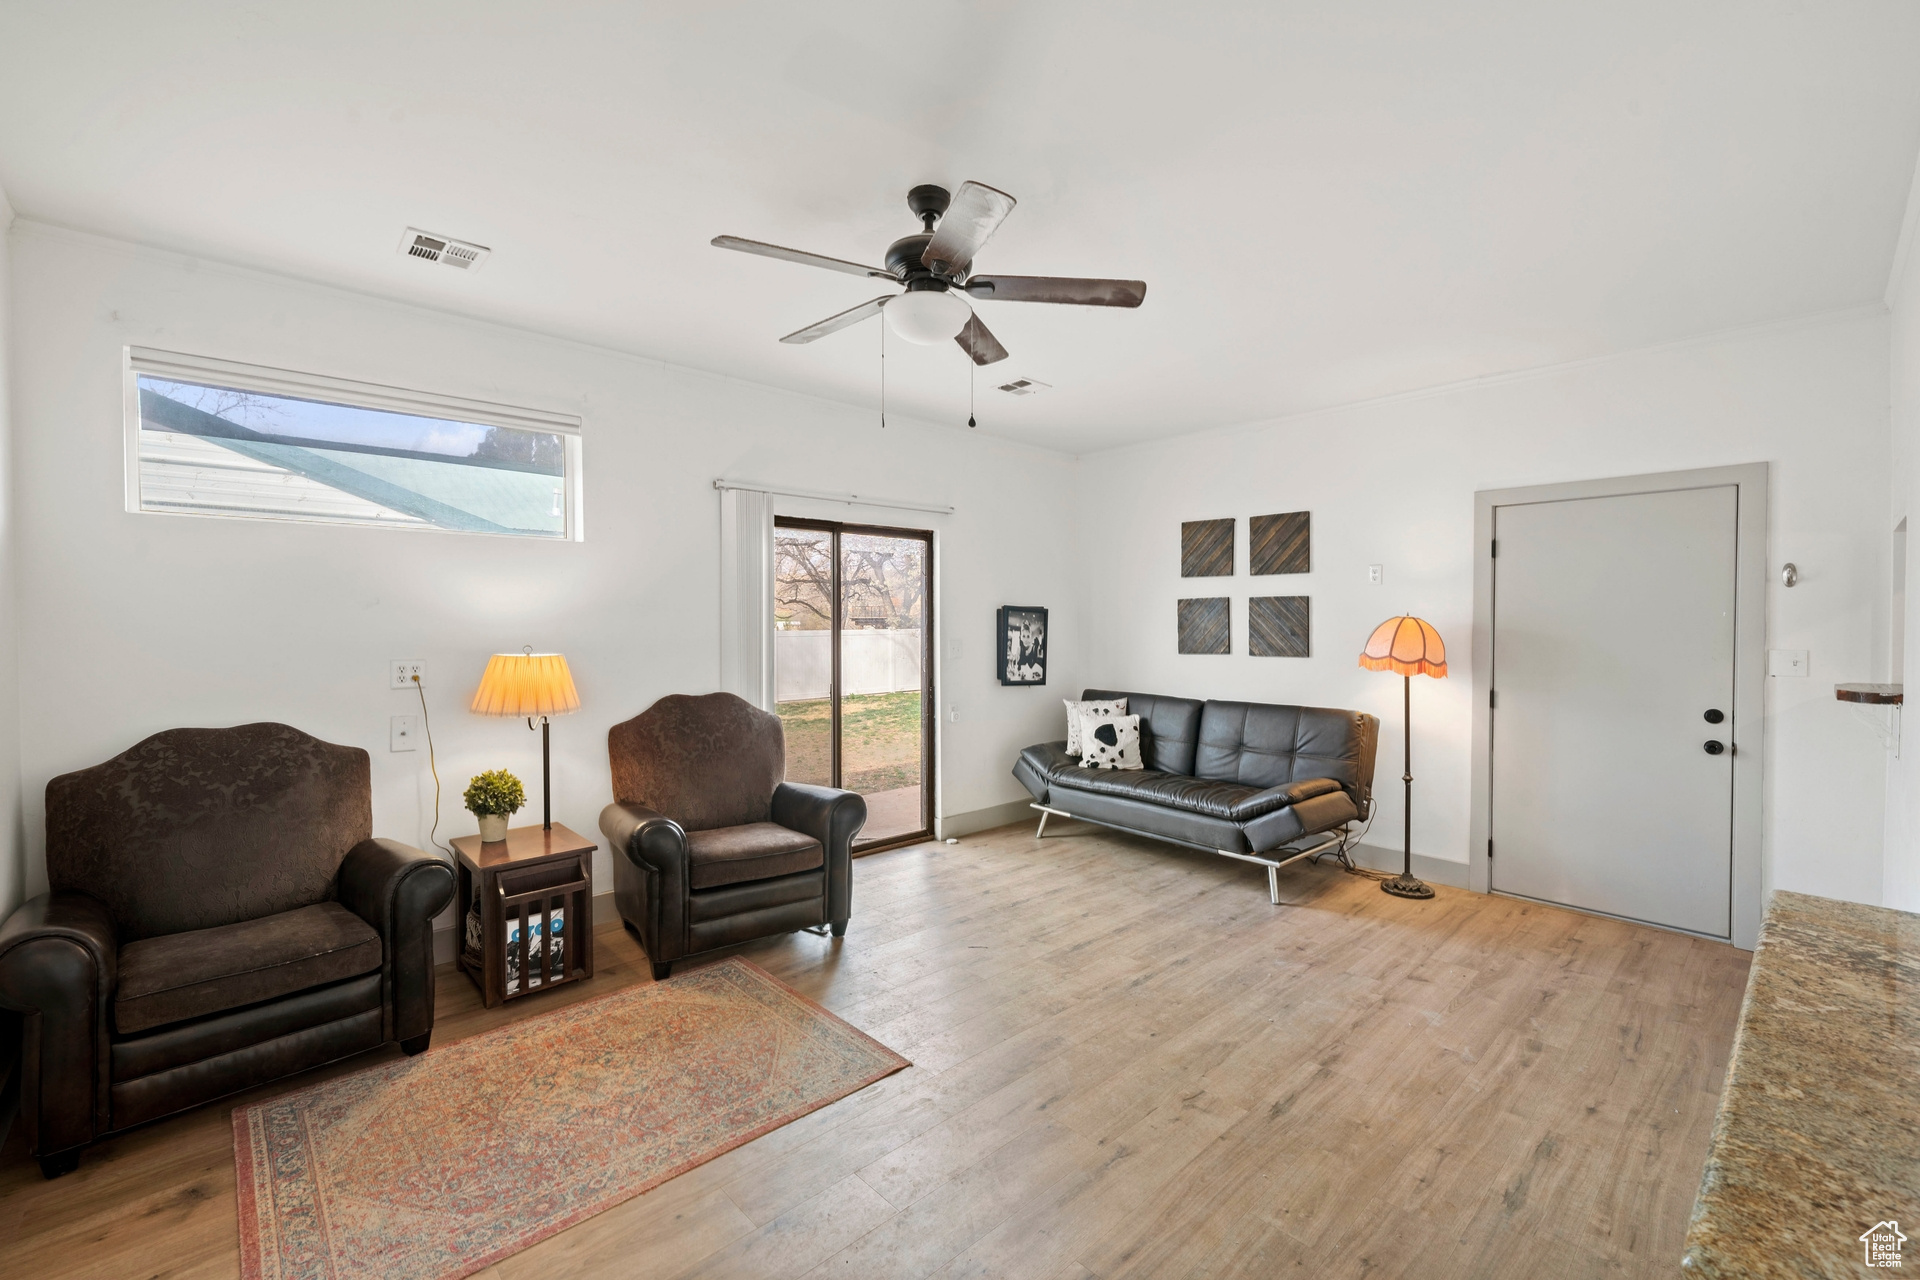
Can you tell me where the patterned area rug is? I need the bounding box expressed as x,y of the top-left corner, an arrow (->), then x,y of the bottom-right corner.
233,958 -> 908,1280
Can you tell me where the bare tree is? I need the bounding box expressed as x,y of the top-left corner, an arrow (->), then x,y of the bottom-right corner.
841,540 -> 924,628
145,379 -> 286,433
776,533 -> 834,629
775,533 -> 925,631
473,425 -> 564,471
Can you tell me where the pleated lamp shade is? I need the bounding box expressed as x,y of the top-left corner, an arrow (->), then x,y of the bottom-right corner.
470,652 -> 580,717
1358,616 -> 1448,679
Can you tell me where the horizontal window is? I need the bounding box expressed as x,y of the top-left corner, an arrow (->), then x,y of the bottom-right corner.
124,348 -> 583,539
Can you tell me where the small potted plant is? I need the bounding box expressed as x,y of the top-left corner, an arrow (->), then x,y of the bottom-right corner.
464,768 -> 526,843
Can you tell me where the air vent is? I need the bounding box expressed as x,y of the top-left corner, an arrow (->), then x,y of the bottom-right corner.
996,377 -> 1051,396
397,227 -> 491,272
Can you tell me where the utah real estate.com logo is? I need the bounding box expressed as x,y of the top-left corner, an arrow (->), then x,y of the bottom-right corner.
1863,1221 -> 1907,1268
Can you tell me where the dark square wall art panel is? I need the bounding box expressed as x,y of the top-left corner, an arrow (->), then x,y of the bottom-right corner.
1178,597 -> 1231,655
1250,511 -> 1310,575
1249,595 -> 1310,657
1181,519 -> 1235,577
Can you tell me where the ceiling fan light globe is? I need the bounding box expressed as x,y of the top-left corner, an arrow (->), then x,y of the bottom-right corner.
885,289 -> 972,345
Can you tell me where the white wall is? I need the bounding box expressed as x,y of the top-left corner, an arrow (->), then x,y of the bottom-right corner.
1885,169 -> 1920,912
0,191 -> 21,919
5,218 -> 1902,928
7,223 -> 1084,911
1077,310 -> 1893,907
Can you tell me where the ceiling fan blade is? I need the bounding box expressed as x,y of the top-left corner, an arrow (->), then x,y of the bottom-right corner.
954,312 -> 1010,366
713,235 -> 895,281
779,295 -> 894,344
962,275 -> 1146,307
922,181 -> 1017,277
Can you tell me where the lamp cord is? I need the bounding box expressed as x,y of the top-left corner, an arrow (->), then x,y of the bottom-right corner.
1337,798 -> 1393,882
411,675 -> 452,857
1338,680 -> 1417,884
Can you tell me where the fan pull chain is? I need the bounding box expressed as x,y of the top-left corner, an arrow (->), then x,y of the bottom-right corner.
968,351 -> 976,428
879,317 -> 887,429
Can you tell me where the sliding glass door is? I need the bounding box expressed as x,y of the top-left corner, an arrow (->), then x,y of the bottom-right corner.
773,518 -> 934,851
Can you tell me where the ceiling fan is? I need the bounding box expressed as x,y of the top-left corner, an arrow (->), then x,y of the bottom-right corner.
712,181 -> 1146,367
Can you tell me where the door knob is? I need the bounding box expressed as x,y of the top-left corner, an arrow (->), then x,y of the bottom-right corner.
1704,740 -> 1725,755
1703,709 -> 1725,724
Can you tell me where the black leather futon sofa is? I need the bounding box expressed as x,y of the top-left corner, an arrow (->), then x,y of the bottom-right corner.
1014,688 -> 1379,900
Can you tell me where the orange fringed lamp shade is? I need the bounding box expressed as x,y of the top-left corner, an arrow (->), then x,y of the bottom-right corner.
1359,616 -> 1447,679
470,652 -> 581,718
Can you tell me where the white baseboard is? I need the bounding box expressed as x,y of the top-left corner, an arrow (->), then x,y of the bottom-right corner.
936,798 -> 1035,841
1346,842 -> 1470,889
433,890 -> 622,967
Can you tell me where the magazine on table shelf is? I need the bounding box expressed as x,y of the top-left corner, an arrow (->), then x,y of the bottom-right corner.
464,903 -> 568,995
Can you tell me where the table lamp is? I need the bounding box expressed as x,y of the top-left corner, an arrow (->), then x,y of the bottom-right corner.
1359,615 -> 1447,900
471,648 -> 580,832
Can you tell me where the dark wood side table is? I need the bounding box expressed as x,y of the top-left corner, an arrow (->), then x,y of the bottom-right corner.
452,823 -> 596,1008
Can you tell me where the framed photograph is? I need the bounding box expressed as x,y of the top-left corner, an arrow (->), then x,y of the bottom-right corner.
997,606 -> 1049,685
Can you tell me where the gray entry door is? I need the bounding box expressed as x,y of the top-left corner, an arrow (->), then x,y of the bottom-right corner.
1489,485 -> 1737,937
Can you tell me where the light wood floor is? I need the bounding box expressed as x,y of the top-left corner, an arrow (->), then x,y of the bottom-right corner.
0,819 -> 1752,1279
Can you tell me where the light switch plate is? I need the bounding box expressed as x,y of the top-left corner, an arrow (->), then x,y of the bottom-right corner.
390,714 -> 419,751
390,660 -> 426,689
1768,649 -> 1809,677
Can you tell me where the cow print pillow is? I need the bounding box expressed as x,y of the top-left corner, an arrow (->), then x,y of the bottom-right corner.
1064,698 -> 1127,755
1079,712 -> 1143,770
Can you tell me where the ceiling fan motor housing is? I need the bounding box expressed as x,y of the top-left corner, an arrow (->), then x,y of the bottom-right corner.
887,233 -> 952,287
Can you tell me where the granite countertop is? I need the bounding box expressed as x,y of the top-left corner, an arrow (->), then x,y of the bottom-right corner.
1682,891 -> 1920,1277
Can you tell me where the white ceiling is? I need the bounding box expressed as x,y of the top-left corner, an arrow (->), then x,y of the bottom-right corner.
4,2 -> 1919,454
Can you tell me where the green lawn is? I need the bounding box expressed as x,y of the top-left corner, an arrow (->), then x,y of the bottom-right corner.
778,691 -> 923,793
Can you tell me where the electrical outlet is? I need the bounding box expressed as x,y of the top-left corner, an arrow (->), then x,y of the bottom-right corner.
1368,564 -> 1383,585
946,635 -> 964,661
950,703 -> 959,723
390,715 -> 419,751
390,660 -> 426,689
1768,649 -> 1809,677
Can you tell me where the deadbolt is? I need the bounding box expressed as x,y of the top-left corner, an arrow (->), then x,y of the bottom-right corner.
1704,740 -> 1726,755
1704,709 -> 1725,724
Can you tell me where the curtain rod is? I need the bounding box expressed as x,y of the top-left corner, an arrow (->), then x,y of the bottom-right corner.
712,479 -> 954,516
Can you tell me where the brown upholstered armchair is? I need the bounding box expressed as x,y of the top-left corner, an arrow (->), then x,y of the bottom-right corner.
600,693 -> 865,981
0,723 -> 454,1178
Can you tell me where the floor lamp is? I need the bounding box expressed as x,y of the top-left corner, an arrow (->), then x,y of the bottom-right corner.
471,648 -> 580,831
1359,615 -> 1447,900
